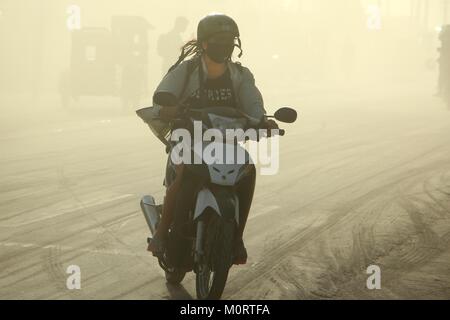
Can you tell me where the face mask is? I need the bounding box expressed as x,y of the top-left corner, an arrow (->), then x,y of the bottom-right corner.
205,42 -> 235,63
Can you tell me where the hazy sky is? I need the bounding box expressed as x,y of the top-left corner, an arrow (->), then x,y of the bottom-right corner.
0,0 -> 447,97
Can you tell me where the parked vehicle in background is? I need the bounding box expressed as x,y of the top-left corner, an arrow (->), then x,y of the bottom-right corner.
59,16 -> 152,109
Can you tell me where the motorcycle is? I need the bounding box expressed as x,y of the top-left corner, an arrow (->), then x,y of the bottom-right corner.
136,105 -> 297,300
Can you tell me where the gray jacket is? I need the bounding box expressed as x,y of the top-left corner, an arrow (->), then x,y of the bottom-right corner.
153,58 -> 266,120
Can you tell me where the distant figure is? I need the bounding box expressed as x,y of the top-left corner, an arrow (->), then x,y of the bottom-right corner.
157,17 -> 189,75
437,25 -> 450,97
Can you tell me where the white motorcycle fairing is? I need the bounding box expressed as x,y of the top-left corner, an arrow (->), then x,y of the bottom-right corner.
191,140 -> 252,186
193,188 -> 240,225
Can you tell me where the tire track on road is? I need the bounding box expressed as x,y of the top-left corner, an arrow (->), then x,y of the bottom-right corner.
226,153 -> 450,299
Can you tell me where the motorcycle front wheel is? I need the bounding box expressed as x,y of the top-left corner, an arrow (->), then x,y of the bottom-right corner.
196,212 -> 236,300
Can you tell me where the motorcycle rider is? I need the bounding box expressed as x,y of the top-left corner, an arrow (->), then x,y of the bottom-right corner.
147,13 -> 278,265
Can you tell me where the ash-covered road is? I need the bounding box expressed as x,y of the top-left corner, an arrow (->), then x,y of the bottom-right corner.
1,89 -> 450,299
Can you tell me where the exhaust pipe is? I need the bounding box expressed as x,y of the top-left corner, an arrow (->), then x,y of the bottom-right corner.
140,195 -> 161,236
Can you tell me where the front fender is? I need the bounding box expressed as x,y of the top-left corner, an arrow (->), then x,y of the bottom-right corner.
194,188 -> 239,225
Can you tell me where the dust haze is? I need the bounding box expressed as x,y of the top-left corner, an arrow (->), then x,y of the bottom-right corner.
1,0 -> 450,299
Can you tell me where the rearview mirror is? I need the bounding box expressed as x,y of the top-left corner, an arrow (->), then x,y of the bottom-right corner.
274,107 -> 297,123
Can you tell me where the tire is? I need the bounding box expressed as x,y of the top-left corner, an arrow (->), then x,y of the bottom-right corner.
196,213 -> 236,300
165,268 -> 186,285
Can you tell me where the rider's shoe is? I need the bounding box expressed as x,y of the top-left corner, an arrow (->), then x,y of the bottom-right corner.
233,238 -> 248,265
147,236 -> 166,257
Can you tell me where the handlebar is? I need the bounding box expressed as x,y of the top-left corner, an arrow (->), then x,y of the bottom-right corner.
159,107 -> 288,137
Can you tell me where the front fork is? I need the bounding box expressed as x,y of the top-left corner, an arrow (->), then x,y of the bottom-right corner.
194,220 -> 205,270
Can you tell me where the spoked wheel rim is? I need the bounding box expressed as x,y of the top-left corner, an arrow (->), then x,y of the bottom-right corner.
197,263 -> 216,299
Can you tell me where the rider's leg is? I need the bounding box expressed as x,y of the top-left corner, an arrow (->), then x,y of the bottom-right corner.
234,165 -> 256,264
148,164 -> 184,253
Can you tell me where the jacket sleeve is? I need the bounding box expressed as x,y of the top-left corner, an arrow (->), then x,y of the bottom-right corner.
238,67 -> 267,121
152,61 -> 190,113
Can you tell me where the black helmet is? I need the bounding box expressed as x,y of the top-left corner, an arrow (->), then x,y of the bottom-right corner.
167,13 -> 243,73
197,13 -> 240,42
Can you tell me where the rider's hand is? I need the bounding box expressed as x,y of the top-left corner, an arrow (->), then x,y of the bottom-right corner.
159,106 -> 182,121
259,119 -> 279,138
265,119 -> 279,130
261,119 -> 279,137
